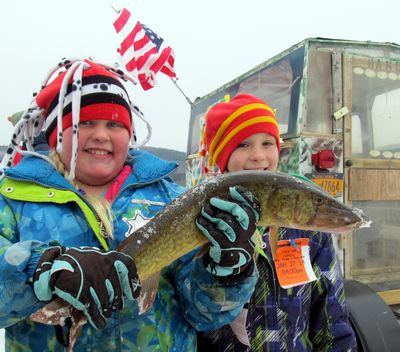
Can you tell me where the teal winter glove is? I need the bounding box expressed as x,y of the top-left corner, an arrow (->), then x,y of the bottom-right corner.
196,186 -> 261,284
33,246 -> 141,329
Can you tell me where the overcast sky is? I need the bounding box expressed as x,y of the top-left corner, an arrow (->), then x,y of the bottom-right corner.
1,0 -> 399,152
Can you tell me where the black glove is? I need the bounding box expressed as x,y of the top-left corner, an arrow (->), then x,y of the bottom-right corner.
196,186 -> 261,284
33,246 -> 141,329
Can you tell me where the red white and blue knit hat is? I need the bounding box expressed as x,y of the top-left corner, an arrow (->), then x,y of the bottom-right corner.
0,58 -> 151,179
37,59 -> 133,148
204,94 -> 280,172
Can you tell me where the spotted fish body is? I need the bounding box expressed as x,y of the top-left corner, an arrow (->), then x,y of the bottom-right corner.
119,170 -> 365,281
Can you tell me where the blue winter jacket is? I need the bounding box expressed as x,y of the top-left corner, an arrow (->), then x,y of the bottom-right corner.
0,150 -> 257,351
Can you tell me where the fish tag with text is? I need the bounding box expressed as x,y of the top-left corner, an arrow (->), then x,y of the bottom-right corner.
274,238 -> 317,289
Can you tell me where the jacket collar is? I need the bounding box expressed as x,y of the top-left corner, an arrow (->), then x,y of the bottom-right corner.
125,149 -> 178,185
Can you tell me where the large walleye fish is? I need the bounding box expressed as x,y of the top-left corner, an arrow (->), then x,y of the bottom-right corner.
30,170 -> 367,350
120,170 -> 366,281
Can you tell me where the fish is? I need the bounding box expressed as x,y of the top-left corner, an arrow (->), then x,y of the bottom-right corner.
123,170 -> 366,280
30,170 -> 367,350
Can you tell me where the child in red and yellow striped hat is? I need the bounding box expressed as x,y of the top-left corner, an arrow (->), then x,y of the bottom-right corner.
197,93 -> 357,352
204,93 -> 280,174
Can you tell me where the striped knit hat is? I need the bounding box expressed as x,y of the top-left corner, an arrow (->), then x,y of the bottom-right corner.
36,59 -> 133,148
0,58 -> 151,179
204,94 -> 280,172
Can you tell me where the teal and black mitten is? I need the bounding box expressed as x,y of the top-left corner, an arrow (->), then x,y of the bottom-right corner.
196,186 -> 261,284
33,246 -> 141,329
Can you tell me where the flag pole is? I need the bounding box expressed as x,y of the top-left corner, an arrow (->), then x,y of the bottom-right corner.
110,3 -> 120,14
170,78 -> 193,106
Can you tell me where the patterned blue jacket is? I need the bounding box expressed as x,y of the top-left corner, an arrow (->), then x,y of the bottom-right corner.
198,228 -> 358,352
0,150 -> 257,351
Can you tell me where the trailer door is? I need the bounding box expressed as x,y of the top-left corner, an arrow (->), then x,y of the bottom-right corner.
343,54 -> 400,303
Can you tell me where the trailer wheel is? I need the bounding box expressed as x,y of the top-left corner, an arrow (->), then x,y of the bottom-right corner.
344,279 -> 400,352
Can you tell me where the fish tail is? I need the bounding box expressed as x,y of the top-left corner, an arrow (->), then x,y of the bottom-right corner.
137,272 -> 161,314
229,307 -> 250,346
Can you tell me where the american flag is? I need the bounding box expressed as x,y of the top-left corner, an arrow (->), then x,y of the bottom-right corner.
113,8 -> 176,90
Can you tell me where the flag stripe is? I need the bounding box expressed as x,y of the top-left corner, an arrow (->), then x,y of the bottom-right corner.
119,22 -> 144,55
113,8 -> 131,33
137,49 -> 158,70
149,47 -> 172,74
161,60 -> 176,77
117,12 -> 139,42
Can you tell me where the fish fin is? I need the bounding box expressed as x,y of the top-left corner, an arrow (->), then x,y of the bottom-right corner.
30,298 -> 86,350
30,298 -> 76,325
229,307 -> 250,346
137,272 -> 161,314
193,243 -> 211,260
269,225 -> 279,260
68,315 -> 85,352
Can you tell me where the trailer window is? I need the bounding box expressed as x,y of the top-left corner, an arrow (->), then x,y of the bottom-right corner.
371,89 -> 400,156
351,58 -> 400,159
237,59 -> 296,134
187,46 -> 305,156
304,50 -> 333,134
351,114 -> 363,154
351,200 -> 400,291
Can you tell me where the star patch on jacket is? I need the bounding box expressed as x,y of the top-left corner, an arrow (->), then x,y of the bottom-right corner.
123,210 -> 152,237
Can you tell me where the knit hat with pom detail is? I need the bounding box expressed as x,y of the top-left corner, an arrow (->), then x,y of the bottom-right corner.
36,58 -> 132,148
204,94 -> 280,173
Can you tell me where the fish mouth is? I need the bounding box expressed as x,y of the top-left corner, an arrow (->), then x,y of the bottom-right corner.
310,202 -> 366,233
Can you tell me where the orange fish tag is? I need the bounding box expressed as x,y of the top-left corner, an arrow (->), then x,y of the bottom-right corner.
274,238 -> 317,289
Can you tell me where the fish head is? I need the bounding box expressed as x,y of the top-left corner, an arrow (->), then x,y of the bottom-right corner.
291,183 -> 365,233
221,170 -> 368,234
308,193 -> 366,233
262,179 -> 366,233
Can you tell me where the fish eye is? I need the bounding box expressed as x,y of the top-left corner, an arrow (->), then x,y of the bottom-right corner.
315,197 -> 324,206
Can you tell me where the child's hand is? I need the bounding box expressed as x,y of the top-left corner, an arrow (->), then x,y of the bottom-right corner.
33,246 -> 141,329
196,186 -> 261,284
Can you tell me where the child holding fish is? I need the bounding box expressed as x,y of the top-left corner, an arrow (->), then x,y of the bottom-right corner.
0,59 -> 260,351
196,94 -> 358,351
